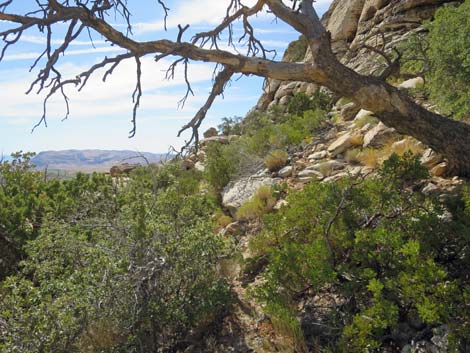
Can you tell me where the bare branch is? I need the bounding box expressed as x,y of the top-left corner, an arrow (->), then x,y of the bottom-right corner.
177,66 -> 234,150
130,56 -> 143,138
157,0 -> 170,31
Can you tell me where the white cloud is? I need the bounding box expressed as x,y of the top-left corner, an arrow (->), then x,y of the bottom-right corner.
3,46 -> 124,61
132,0 -> 334,34
0,57 -> 232,123
20,35 -> 107,46
133,0 -> 261,33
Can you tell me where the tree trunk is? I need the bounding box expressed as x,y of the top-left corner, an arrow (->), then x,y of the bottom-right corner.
309,34 -> 470,176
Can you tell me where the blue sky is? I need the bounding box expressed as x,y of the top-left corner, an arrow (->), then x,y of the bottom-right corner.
0,0 -> 333,155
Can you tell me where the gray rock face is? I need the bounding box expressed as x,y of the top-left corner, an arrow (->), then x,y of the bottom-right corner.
256,0 -> 450,109
326,0 -> 367,43
222,176 -> 280,215
297,169 -> 324,180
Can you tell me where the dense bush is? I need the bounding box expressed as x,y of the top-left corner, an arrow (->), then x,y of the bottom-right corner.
0,161 -> 231,353
427,0 -> 470,120
0,152 -> 117,279
250,153 -> 470,352
287,91 -> 332,116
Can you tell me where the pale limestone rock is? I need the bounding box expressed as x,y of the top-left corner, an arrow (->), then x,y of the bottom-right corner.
323,172 -> 350,183
363,122 -> 396,148
194,161 -> 205,172
327,0 -> 367,42
397,77 -> 424,90
274,199 -> 289,210
297,169 -> 324,180
309,160 -> 346,174
422,183 -> 439,196
421,148 -> 443,169
278,95 -> 291,106
354,109 -> 375,120
328,132 -> 354,156
308,151 -> 328,160
278,166 -> 293,178
200,135 -> 230,146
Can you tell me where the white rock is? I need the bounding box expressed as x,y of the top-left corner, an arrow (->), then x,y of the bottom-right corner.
420,148 -> 443,169
278,166 -> 293,178
297,169 -> 324,180
422,183 -> 439,196
398,77 -> 424,90
309,160 -> 345,172
354,109 -> 374,120
274,199 -> 289,210
328,132 -> 353,156
308,151 -> 327,160
194,161 -> 205,172
363,122 -> 396,148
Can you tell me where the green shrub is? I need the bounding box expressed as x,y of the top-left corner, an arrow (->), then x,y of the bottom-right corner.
287,91 -> 332,116
0,162 -> 231,353
264,149 -> 288,172
427,1 -> 470,120
204,142 -> 239,192
217,116 -> 243,136
287,92 -> 314,116
400,1 -> 470,120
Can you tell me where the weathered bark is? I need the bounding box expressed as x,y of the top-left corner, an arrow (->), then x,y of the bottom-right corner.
1,0 -> 470,175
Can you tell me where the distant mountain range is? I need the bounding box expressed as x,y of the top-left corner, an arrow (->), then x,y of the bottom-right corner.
31,150 -> 170,172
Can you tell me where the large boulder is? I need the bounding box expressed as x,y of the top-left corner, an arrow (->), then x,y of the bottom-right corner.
222,176 -> 280,215
363,122 -> 396,148
326,0 -> 367,43
328,132 -> 354,156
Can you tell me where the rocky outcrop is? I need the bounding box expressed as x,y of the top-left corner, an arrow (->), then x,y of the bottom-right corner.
256,0 -> 457,110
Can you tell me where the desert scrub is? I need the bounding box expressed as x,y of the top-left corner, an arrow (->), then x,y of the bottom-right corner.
251,153 -> 468,352
264,149 -> 288,172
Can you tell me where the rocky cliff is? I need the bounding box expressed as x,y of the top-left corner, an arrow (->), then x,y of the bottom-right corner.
256,0 -> 460,111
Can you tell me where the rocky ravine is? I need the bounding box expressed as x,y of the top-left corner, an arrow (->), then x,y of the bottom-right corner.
181,77 -> 464,353
180,1 -> 466,352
